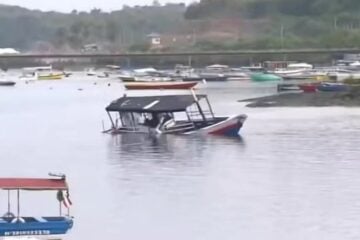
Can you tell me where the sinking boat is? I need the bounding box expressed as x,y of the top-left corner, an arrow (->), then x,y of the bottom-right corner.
104,93 -> 247,137
124,81 -> 198,90
0,174 -> 73,238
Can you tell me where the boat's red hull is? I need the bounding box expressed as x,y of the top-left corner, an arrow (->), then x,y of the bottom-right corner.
124,81 -> 198,90
298,83 -> 317,93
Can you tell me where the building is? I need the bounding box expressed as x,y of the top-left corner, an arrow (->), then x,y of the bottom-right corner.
147,33 -> 161,48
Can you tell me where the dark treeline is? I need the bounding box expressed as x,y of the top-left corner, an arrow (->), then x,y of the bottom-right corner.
0,3 -> 186,51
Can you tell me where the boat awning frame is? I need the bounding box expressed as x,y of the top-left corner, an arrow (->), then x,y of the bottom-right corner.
0,178 -> 68,191
106,94 -> 207,113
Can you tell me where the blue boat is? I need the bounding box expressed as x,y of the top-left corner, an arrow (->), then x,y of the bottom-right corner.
0,174 -> 74,238
317,83 -> 349,92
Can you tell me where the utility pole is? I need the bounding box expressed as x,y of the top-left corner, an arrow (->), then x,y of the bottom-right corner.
280,24 -> 284,49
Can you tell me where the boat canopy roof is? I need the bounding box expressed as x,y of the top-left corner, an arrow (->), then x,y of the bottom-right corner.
106,94 -> 206,113
0,178 -> 68,191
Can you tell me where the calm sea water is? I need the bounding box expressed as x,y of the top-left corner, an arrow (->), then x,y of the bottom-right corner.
1,74 -> 360,240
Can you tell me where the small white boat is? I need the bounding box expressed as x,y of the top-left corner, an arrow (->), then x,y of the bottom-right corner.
85,68 -> 97,76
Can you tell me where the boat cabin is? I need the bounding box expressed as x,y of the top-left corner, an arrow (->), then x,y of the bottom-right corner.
0,174 -> 73,238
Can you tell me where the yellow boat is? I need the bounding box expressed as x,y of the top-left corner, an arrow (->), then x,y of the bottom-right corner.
38,73 -> 64,80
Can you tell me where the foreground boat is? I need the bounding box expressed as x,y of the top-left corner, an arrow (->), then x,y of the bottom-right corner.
104,94 -> 247,137
124,81 -> 198,90
0,174 -> 73,238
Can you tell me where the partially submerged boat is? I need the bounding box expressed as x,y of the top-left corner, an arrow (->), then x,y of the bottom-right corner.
104,93 -> 247,137
0,174 -> 73,238
124,81 -> 198,90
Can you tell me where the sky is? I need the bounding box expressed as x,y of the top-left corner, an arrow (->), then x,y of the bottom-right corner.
0,0 -> 193,12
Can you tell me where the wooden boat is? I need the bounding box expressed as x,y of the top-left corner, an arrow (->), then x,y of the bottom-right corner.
0,174 -> 73,238
317,82 -> 349,92
124,81 -> 198,90
298,83 -> 318,93
104,93 -> 247,137
0,81 -> 16,86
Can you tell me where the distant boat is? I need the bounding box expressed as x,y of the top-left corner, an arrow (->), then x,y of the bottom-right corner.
251,73 -> 282,81
277,83 -> 300,92
85,68 -> 97,76
20,66 -> 64,81
38,73 -> 64,80
298,83 -> 318,93
0,80 -> 16,86
317,82 -> 349,92
124,81 -> 198,90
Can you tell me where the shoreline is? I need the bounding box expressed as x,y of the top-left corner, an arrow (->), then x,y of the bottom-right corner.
239,91 -> 360,107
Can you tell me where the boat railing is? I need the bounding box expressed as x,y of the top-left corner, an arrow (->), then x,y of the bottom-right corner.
187,109 -> 214,120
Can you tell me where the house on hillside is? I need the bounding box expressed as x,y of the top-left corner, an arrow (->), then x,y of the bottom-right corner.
147,33 -> 162,49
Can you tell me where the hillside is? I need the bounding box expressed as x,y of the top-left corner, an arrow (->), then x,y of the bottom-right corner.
185,0 -> 360,50
0,3 -> 186,52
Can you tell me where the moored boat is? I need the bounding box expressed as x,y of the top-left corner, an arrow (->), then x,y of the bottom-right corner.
0,174 -> 73,238
0,81 -> 16,86
104,93 -> 247,137
317,82 -> 349,92
298,83 -> 318,93
38,73 -> 64,80
124,81 -> 198,90
251,73 -> 282,81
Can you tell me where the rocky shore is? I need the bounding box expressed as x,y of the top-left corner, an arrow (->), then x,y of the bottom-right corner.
240,88 -> 360,107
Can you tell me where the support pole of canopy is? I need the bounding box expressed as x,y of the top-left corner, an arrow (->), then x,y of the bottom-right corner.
7,190 -> 10,214
59,200 -> 62,216
107,111 -> 116,128
190,88 -> 206,122
205,96 -> 215,119
16,189 -> 20,219
131,113 -> 136,131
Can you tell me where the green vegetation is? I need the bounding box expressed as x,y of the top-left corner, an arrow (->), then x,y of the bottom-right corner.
185,0 -> 360,50
0,3 -> 186,51
0,1 -> 360,52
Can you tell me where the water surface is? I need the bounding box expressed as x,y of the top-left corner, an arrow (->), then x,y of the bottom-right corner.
1,76 -> 360,240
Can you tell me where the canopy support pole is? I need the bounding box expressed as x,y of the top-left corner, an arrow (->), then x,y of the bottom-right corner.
190,88 -> 206,122
107,111 -> 116,128
205,96 -> 215,119
7,190 -> 10,214
16,190 -> 20,219
59,201 -> 62,216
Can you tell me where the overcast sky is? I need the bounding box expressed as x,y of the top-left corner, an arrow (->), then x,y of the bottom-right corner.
0,0 -> 193,12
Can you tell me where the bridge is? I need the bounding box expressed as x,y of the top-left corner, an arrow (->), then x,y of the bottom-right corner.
0,48 -> 359,59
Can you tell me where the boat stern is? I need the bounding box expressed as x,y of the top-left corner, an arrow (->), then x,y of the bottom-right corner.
205,114 -> 247,137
